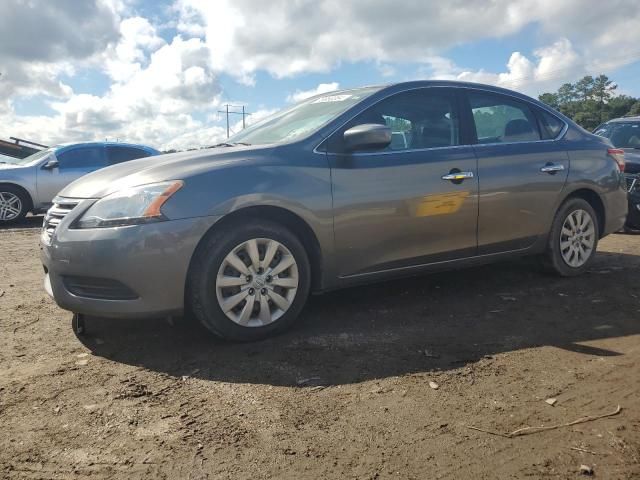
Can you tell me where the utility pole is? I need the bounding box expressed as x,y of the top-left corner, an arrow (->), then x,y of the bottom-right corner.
217,104 -> 251,138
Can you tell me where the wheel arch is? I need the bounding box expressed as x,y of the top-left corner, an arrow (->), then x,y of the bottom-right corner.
187,205 -> 324,293
0,182 -> 34,213
561,188 -> 606,237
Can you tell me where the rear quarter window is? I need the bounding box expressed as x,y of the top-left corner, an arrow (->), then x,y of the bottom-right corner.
538,110 -> 565,140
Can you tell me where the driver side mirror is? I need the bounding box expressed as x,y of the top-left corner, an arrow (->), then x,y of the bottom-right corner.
42,159 -> 59,170
343,123 -> 392,152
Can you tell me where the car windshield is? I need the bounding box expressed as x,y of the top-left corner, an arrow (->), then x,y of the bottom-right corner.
5,148 -> 54,166
227,87 -> 381,146
594,122 -> 640,148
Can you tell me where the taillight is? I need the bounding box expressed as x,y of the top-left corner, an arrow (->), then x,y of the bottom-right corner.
608,148 -> 625,172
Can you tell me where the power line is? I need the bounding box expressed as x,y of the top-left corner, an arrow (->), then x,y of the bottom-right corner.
217,104 -> 251,138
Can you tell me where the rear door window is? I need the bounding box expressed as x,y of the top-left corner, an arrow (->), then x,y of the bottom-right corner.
468,91 -> 541,144
57,147 -> 107,170
106,146 -> 151,165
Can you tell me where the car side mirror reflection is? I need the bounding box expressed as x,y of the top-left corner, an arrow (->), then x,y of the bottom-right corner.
343,124 -> 392,152
42,159 -> 59,170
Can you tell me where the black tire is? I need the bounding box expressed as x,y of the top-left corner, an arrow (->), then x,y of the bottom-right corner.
188,219 -> 311,341
0,185 -> 30,224
545,197 -> 599,276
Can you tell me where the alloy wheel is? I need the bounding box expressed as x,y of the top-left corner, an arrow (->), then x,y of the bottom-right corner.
559,209 -> 595,268
0,191 -> 22,221
215,237 -> 299,327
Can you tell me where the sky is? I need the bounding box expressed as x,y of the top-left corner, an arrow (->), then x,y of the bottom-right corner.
2,0 -> 640,151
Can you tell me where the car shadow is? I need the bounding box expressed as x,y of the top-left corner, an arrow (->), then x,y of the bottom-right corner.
0,215 -> 42,230
80,249 -> 640,387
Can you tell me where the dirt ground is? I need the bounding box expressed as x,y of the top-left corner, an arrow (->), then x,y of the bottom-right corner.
1,217 -> 639,479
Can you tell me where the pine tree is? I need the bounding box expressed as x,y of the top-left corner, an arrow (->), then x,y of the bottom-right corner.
538,74 -> 638,130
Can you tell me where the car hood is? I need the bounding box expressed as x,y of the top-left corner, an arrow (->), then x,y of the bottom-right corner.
58,145 -> 274,199
623,148 -> 640,174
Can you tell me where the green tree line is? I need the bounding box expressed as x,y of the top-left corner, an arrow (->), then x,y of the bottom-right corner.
538,74 -> 640,131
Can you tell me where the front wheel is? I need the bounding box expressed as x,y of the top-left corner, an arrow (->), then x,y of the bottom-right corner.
545,198 -> 599,276
188,219 -> 311,341
0,186 -> 29,224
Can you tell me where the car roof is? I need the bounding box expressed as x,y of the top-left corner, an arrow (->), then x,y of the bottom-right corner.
312,80 -> 544,103
606,116 -> 640,123
305,80 -> 561,119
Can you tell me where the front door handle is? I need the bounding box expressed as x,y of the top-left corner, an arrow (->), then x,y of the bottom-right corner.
441,171 -> 474,181
540,163 -> 565,174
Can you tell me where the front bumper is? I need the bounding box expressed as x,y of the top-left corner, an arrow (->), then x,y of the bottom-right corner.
41,211 -> 220,318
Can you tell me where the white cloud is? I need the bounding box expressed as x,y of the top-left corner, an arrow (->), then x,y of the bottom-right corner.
176,0 -> 640,83
3,33 -> 224,151
176,0 -> 535,79
0,0 -> 120,99
287,82 -> 340,103
0,0 -> 230,152
163,107 -> 277,150
0,0 -> 230,151
419,39 -> 585,96
104,16 -> 166,82
162,124 -> 227,151
4,0 -> 640,151
377,64 -> 397,78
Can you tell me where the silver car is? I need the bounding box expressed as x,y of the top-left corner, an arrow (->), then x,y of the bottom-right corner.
0,142 -> 160,223
40,81 -> 628,341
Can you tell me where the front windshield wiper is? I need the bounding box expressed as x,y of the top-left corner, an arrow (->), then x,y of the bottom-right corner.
210,142 -> 251,148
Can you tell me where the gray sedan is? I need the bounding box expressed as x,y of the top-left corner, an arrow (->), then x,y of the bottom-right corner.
40,81 -> 628,341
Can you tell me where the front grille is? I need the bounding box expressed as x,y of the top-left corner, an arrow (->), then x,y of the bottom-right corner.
625,174 -> 638,193
42,197 -> 80,243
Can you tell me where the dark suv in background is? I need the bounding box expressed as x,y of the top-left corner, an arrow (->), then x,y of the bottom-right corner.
594,117 -> 640,231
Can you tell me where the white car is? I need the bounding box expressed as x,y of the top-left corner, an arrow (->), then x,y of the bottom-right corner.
0,153 -> 19,163
0,142 -> 160,223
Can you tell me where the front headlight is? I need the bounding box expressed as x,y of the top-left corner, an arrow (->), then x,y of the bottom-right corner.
75,180 -> 183,229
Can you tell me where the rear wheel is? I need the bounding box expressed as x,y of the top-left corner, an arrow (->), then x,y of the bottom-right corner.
545,198 -> 599,276
0,186 -> 29,224
188,219 -> 311,341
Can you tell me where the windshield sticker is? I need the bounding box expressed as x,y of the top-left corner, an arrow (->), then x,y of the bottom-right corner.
312,94 -> 352,103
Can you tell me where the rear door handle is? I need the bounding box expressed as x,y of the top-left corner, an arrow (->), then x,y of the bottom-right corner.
441,171 -> 474,181
540,163 -> 565,174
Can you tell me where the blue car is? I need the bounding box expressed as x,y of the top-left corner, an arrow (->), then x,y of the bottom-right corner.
0,142 -> 160,223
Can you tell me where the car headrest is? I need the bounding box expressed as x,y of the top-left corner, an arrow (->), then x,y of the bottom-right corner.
504,119 -> 534,136
356,111 -> 386,126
